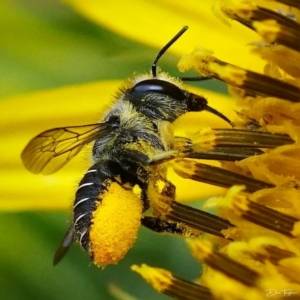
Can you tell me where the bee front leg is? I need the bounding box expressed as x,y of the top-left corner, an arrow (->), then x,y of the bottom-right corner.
147,150 -> 179,163
147,177 -> 235,239
119,148 -> 178,165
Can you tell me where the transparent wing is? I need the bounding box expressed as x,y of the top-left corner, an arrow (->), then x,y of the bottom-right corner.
21,123 -> 108,175
53,226 -> 74,266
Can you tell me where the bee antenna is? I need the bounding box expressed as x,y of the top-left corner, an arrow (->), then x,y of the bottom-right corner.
205,105 -> 233,127
152,26 -> 188,78
180,76 -> 213,82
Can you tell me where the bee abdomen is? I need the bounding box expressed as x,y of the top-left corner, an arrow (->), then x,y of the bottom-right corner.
73,166 -> 110,251
72,161 -> 144,267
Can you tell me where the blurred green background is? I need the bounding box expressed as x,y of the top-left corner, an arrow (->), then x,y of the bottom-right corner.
0,0 -> 226,299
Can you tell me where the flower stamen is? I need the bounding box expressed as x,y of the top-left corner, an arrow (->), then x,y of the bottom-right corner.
219,1 -> 300,51
253,244 -> 296,263
168,201 -> 235,238
131,264 -> 214,300
267,0 -> 300,9
188,240 -> 260,286
172,158 -> 274,192
179,49 -> 300,102
176,128 -> 294,161
230,191 -> 300,237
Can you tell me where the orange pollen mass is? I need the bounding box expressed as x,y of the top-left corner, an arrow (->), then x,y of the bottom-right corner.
89,181 -> 143,267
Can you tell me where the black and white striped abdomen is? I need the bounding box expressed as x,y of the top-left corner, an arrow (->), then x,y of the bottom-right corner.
73,164 -> 110,251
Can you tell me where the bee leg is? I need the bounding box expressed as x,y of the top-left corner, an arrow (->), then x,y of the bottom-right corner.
147,150 -> 179,163
148,178 -> 234,239
141,190 -> 150,211
141,216 -> 199,237
119,149 -> 178,165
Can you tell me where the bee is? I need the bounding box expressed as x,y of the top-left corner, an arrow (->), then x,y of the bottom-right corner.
21,26 -> 234,267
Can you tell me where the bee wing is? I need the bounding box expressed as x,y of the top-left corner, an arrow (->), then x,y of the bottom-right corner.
53,226 -> 74,266
21,123 -> 108,175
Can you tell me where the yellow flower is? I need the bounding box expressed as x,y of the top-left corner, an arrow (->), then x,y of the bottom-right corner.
2,0 -> 300,299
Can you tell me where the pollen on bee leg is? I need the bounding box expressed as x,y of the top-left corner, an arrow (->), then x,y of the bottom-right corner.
89,182 -> 143,267
147,178 -> 174,217
131,264 -> 214,300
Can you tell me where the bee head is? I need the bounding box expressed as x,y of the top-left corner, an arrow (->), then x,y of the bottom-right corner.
125,26 -> 232,125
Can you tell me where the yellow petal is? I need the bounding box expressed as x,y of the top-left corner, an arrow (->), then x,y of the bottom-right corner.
1,80 -> 234,210
64,0 -> 265,72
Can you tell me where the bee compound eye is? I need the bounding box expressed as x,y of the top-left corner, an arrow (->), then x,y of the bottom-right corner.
130,79 -> 186,100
